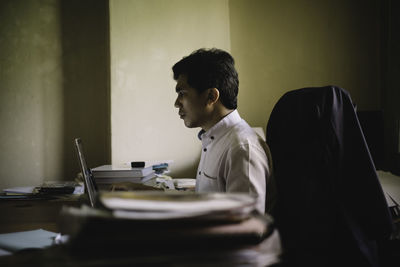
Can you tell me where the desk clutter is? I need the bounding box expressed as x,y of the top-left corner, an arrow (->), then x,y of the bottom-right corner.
0,138 -> 281,265
0,192 -> 280,266
1,181 -> 83,200
89,160 -> 196,192
91,161 -> 172,191
58,192 -> 277,258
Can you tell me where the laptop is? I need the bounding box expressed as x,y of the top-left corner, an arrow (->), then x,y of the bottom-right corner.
74,138 -> 98,207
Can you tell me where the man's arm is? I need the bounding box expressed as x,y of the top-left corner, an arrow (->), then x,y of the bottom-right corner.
224,143 -> 270,213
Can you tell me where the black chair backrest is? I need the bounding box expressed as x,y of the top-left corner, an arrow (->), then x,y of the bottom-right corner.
266,86 -> 392,265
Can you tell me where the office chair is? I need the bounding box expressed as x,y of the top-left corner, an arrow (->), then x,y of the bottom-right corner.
266,86 -> 393,267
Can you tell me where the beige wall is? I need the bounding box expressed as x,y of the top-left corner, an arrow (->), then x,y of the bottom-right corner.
109,0 -> 230,178
1,0 -> 391,189
230,0 -> 382,129
109,0 -> 383,178
0,0 -> 110,190
0,0 -> 63,189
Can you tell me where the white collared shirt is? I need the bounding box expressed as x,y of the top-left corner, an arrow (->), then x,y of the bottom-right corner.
195,110 -> 275,213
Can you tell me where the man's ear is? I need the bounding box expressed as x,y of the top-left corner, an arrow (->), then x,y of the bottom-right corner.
207,88 -> 220,105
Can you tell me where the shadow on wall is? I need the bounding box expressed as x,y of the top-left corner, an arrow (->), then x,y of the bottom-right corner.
60,0 -> 111,180
382,0 -> 400,176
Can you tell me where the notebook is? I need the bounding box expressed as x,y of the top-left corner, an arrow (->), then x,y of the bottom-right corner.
74,138 -> 98,207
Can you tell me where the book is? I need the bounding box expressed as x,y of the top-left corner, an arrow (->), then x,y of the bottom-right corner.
91,165 -> 154,178
94,173 -> 157,184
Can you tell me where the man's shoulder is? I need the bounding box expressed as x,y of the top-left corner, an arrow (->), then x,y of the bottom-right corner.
228,120 -> 264,145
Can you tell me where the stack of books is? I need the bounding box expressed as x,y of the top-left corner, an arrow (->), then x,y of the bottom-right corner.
91,162 -> 170,190
91,165 -> 156,190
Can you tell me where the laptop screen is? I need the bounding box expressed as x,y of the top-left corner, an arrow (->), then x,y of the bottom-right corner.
74,138 -> 97,207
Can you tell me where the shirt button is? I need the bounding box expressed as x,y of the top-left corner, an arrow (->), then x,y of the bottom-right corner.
203,148 -> 207,152
199,171 -> 201,175
211,136 -> 214,140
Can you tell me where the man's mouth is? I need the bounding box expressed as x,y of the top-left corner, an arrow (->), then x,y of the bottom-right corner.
178,111 -> 185,118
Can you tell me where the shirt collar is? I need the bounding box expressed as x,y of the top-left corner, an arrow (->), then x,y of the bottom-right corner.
198,110 -> 242,141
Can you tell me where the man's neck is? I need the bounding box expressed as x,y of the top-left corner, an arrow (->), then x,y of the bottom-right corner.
202,107 -> 234,132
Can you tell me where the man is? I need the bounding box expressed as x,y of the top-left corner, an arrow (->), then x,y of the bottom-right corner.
172,48 -> 275,213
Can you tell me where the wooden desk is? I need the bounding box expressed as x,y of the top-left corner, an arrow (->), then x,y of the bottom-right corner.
0,195 -> 82,234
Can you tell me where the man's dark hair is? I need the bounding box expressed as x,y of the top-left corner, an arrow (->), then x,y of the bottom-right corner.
172,48 -> 239,109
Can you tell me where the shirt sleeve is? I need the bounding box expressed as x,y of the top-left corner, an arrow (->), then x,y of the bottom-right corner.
224,142 -> 269,213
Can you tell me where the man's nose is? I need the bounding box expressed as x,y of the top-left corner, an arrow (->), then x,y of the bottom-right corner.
174,97 -> 180,108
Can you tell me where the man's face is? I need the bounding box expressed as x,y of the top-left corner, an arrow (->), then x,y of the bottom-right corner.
174,74 -> 209,129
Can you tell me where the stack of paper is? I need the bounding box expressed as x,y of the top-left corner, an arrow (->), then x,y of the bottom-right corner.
91,165 -> 157,189
90,162 -> 172,190
100,191 -> 256,221
59,191 -> 274,253
173,178 -> 196,191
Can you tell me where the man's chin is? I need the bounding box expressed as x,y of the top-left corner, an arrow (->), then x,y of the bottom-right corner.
183,120 -> 196,128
